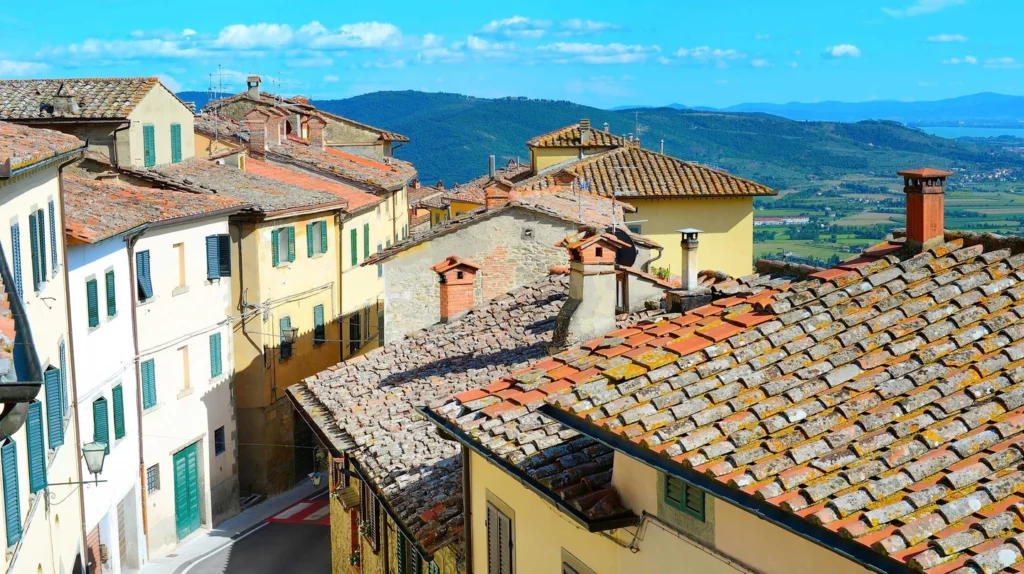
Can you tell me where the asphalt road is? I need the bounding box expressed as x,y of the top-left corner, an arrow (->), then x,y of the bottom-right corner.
181,521 -> 331,574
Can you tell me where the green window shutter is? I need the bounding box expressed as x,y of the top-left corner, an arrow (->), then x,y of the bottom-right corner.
205,235 -> 220,280
350,228 -> 358,266
44,369 -> 64,448
171,123 -> 182,163
377,243 -> 383,278
144,125 -> 156,167
363,223 -> 370,258
665,475 -> 704,521
37,209 -> 46,281
429,562 -> 439,574
271,229 -> 280,267
313,304 -> 325,344
2,440 -> 21,547
112,385 -> 125,440
136,250 -> 153,299
10,224 -> 22,298
217,234 -> 231,277
27,402 -> 46,492
209,333 -> 222,377
28,211 -> 40,291
279,317 -> 292,360
105,270 -> 116,316
397,531 -> 407,574
59,342 -> 68,414
287,226 -> 296,262
48,200 -> 57,273
306,223 -> 315,257
94,398 -> 110,454
413,551 -> 423,574
320,221 -> 328,254
141,359 -> 157,409
87,279 -> 99,327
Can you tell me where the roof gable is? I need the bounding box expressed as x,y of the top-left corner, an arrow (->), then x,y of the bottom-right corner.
528,123 -> 625,148
0,77 -> 175,120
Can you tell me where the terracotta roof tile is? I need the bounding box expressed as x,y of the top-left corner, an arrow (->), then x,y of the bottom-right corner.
527,123 -> 626,148
268,140 -> 416,193
0,121 -> 83,176
0,77 -> 174,120
244,158 -> 382,212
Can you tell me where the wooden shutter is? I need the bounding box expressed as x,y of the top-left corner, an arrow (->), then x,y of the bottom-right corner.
287,226 -> 296,262
413,550 -> 423,574
48,200 -> 57,272
279,317 -> 292,360
28,211 -> 40,291
313,305 -> 325,344
112,385 -> 126,440
2,440 -> 21,547
144,125 -> 156,166
350,228 -> 358,266
397,531 -> 407,574
665,475 -> 704,521
94,398 -> 110,454
171,123 -> 182,163
271,229 -> 280,267
136,250 -> 153,299
363,222 -> 370,258
141,359 -> 157,409
105,270 -> 116,316
306,222 -> 315,257
376,243 -> 383,278
209,333 -> 222,377
371,496 -> 380,552
86,279 -> 99,327
59,342 -> 68,414
10,224 -> 22,297
320,221 -> 328,254
217,234 -> 231,277
26,402 -> 46,492
486,502 -> 513,574
44,368 -> 64,448
206,235 -> 220,280
37,209 -> 46,280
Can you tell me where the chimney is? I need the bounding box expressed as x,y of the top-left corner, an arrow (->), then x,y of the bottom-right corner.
552,230 -> 630,349
603,122 -> 610,133
247,76 -> 261,100
431,256 -> 481,322
307,115 -> 327,150
244,109 -> 270,157
678,229 -> 702,290
292,95 -> 310,105
412,178 -> 421,190
265,108 -> 288,146
579,118 -> 592,145
899,168 -> 952,251
51,82 -> 79,115
484,183 -> 510,210
488,155 -> 496,179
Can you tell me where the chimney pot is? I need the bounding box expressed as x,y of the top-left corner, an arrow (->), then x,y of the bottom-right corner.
484,183 -> 511,210
432,256 -> 481,322
552,230 -> 629,349
899,167 -> 951,251
678,228 -> 702,290
307,116 -> 327,150
603,122 -> 610,133
247,75 -> 261,101
488,155 -> 496,179
579,118 -> 591,129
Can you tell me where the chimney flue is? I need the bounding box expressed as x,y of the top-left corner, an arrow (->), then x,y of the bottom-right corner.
247,75 -> 261,101
488,155 -> 496,179
552,230 -> 629,349
899,167 -> 951,251
603,122 -> 610,133
307,115 -> 327,150
431,256 -> 481,323
243,108 -> 270,157
678,229 -> 702,290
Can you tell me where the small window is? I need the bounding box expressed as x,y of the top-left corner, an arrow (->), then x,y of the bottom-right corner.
279,316 -> 293,361
105,270 -> 116,316
171,123 -> 182,163
112,384 -> 126,440
307,220 -> 328,257
486,502 -> 514,574
86,278 -> 99,327
136,250 -> 153,301
141,358 -> 157,409
146,464 -> 160,493
93,397 -> 110,455
214,426 -> 225,455
665,475 -> 705,521
143,124 -> 156,167
626,224 -> 642,234
209,332 -> 223,378
10,223 -> 22,297
313,305 -> 325,345
272,226 -> 295,266
174,243 -> 186,289
179,345 -> 190,391
2,440 -> 22,547
206,234 -> 231,280
595,247 -> 603,258
48,199 -> 58,274
348,313 -> 361,356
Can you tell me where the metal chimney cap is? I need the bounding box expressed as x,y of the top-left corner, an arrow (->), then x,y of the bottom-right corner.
677,228 -> 703,234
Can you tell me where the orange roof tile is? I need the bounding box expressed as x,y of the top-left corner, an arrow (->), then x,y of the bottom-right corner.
244,158 -> 382,212
0,121 -> 83,176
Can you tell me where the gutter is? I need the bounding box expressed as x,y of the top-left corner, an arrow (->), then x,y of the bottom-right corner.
539,404 -> 916,574
124,224 -> 151,553
112,122 -> 131,167
420,407 -> 639,533
2,146 -> 87,180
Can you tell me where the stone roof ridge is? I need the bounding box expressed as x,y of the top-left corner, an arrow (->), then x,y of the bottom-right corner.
753,258 -> 825,280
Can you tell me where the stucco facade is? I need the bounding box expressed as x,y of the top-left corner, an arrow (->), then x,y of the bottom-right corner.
133,217 -> 240,557
0,165 -> 86,574
67,237 -> 147,572
340,207 -> 386,359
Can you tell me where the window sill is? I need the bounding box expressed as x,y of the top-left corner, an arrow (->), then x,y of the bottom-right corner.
275,261 -> 292,269
137,296 -> 156,308
310,252 -> 326,259
142,403 -> 162,416
177,387 -> 195,400
172,285 -> 190,297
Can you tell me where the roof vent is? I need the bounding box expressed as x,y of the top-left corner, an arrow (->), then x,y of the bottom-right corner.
51,82 -> 79,116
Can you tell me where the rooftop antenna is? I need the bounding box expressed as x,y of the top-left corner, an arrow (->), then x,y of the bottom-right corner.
633,110 -> 650,145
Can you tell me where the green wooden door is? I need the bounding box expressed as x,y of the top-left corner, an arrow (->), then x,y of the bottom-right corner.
173,443 -> 201,539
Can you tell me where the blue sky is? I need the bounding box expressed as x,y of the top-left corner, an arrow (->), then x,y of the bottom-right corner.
2,0 -> 1020,108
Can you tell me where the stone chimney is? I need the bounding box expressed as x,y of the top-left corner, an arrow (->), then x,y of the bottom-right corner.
52,82 -> 79,115
431,256 -> 481,322
244,108 -> 270,157
603,122 -> 610,133
488,155 -> 496,179
552,230 -> 630,349
247,76 -> 261,100
678,228 -> 701,290
580,118 -> 592,145
484,182 -> 511,210
265,108 -> 288,146
307,115 -> 327,150
899,167 -> 952,251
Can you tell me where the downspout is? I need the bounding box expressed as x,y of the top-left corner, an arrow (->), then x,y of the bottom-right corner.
112,122 -> 132,167
642,245 -> 664,274
391,190 -> 398,243
125,226 -> 151,553
462,444 -> 473,574
334,212 -> 345,361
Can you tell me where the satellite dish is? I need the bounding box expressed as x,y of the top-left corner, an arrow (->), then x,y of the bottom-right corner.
613,228 -> 638,267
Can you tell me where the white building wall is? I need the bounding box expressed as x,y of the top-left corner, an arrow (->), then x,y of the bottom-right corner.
125,84 -> 197,168
0,166 -> 85,574
132,217 -> 239,557
67,238 -> 146,571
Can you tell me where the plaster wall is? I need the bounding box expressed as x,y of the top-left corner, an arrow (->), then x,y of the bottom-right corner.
125,85 -> 196,168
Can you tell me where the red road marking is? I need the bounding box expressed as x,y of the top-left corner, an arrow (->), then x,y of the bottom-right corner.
266,499 -> 330,526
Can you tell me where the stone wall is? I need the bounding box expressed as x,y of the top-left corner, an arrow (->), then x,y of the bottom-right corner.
383,209 -> 579,343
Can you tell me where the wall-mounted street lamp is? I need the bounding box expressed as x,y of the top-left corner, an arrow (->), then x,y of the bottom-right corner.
308,445 -> 327,488
282,327 -> 299,345
45,441 -> 109,512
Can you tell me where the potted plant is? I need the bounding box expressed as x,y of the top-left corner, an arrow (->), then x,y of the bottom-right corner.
350,549 -> 361,567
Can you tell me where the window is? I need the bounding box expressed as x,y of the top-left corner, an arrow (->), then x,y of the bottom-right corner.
561,549 -> 596,574
59,342 -> 68,415
350,228 -> 358,266
665,475 -> 705,521
359,482 -> 380,552
313,305 -> 325,346
26,401 -> 46,492
271,227 -> 295,267
146,464 -> 160,493
10,223 -> 22,297
348,312 -> 361,355
141,358 -> 157,409
626,224 -> 642,235
44,367 -> 64,448
214,426 -> 225,455
376,243 -> 383,278
86,279 -> 99,328
48,199 -> 57,274
209,332 -> 222,378
486,502 -> 514,574
112,385 -> 126,440
136,250 -> 153,301
279,317 -> 293,361
179,346 -> 190,391
143,124 -> 156,167
307,220 -> 328,257
429,562 -> 440,574
174,243 -> 186,289
377,306 -> 384,347
171,123 -> 182,163
93,397 -> 110,454
397,531 -> 409,574
206,234 -> 231,280
105,270 -> 116,316
2,440 -> 21,547
363,222 -> 370,259
28,208 -> 46,291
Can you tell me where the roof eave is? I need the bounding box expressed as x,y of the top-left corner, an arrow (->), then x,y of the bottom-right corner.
2,145 -> 85,180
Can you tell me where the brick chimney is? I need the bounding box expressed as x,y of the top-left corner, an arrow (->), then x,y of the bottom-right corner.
244,108 -> 270,157
432,256 -> 481,322
678,228 -> 701,290
899,167 -> 952,251
292,95 -> 310,105
553,230 -> 630,349
580,118 -> 592,145
484,182 -> 511,210
307,115 -> 327,150
265,108 -> 287,146
247,75 -> 261,100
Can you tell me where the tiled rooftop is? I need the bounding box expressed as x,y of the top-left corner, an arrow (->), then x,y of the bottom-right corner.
290,272 -> 658,556
64,175 -> 248,244
0,77 -> 169,120
433,231 -> 1024,574
268,140 -> 416,193
0,264 -> 15,383
528,123 -> 626,148
245,158 -> 382,212
0,121 -> 84,176
194,113 -> 248,143
442,161 -> 533,206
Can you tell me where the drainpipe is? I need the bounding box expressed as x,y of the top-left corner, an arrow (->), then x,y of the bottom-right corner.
125,226 -> 151,553
334,213 -> 345,362
112,122 -> 131,167
462,444 -> 473,574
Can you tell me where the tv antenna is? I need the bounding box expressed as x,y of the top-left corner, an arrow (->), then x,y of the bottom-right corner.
633,111 -> 650,142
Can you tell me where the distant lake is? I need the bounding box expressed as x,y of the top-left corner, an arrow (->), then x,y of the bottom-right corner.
919,126 -> 1024,139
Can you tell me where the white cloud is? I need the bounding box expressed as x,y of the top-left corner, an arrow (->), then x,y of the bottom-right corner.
364,58 -> 406,69
305,21 -> 403,49
157,74 -> 182,92
752,58 -> 771,67
182,28 -> 197,38
466,35 -> 514,53
755,34 -> 771,40
794,50 -> 802,56
985,56 -> 1021,69
942,55 -> 977,65
0,59 -> 49,76
557,19 -> 620,36
539,42 -> 661,64
130,30 -> 145,39
214,23 -> 293,49
480,16 -> 551,39
287,56 -> 334,67
323,74 -> 340,82
789,61 -> 799,68
926,33 -> 968,42
672,46 -> 746,67
824,44 -> 861,58
420,33 -> 443,49
58,38 -> 210,59
883,0 -> 965,17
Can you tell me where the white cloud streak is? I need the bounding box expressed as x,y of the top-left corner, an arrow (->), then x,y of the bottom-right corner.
214,23 -> 293,49
305,21 -> 402,49
0,59 -> 49,76
479,16 -> 551,39
557,19 -> 620,36
985,57 -> 1021,69
824,44 -> 861,58
942,55 -> 977,65
539,42 -> 661,64
926,33 -> 968,42
883,0 -> 965,17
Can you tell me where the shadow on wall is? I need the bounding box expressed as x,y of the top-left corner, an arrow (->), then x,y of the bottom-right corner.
199,379 -> 242,527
